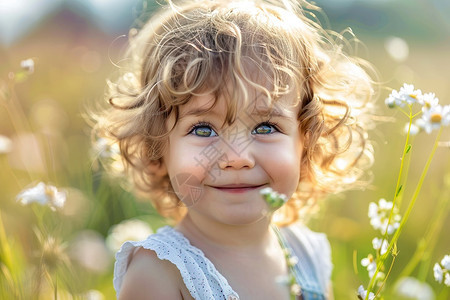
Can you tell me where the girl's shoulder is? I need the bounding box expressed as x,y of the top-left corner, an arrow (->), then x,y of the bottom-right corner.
113,226 -> 179,295
116,245 -> 190,299
113,226 -> 190,299
113,226 -> 238,300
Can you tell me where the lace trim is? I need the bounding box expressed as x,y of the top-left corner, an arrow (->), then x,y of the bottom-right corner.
114,226 -> 239,299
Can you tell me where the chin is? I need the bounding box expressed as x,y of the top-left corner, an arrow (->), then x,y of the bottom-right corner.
218,205 -> 271,226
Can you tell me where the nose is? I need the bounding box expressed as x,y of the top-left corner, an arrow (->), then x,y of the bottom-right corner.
218,138 -> 255,170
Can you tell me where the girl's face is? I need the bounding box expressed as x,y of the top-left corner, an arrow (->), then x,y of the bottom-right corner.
162,89 -> 303,226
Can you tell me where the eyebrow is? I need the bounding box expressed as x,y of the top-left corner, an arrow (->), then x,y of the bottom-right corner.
179,106 -> 219,119
180,106 -> 291,119
250,107 -> 292,119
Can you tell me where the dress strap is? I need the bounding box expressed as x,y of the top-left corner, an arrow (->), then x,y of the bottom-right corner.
274,225 -> 328,300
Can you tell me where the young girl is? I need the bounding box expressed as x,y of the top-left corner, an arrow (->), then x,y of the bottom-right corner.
94,0 -> 374,299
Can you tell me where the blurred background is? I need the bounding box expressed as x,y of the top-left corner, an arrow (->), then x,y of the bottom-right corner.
0,0 -> 449,299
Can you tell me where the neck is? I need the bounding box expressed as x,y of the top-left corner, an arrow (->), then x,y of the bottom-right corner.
176,212 -> 274,251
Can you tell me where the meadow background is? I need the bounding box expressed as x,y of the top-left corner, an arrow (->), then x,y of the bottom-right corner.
0,0 -> 449,299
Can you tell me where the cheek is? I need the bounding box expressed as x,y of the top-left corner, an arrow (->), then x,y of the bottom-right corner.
169,172 -> 204,206
164,143 -> 210,204
265,140 -> 302,194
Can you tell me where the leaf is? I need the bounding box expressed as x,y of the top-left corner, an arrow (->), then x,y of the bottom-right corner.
405,144 -> 412,154
396,185 -> 403,197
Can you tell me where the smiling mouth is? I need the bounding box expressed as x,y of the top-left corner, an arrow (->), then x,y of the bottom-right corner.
210,183 -> 266,193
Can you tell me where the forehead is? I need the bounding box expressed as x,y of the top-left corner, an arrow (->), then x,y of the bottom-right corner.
179,86 -> 299,120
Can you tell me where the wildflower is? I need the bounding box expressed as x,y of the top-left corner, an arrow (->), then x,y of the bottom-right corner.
416,104 -> 450,134
287,255 -> 299,266
433,263 -> 443,283
394,277 -> 435,300
93,137 -> 124,173
94,137 -> 120,159
106,219 -> 153,252
385,84 -> 422,108
260,187 -> 288,209
290,283 -> 302,296
441,254 -> 450,270
361,254 -> 377,278
34,230 -> 70,273
20,58 -> 35,74
368,198 -> 401,235
0,135 -> 12,153
372,237 -> 388,255
403,122 -> 420,136
419,92 -> 439,111
434,254 -> 450,286
357,285 -> 375,300
16,182 -> 66,210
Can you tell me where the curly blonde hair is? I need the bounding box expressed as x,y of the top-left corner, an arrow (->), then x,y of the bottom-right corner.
93,0 -> 375,225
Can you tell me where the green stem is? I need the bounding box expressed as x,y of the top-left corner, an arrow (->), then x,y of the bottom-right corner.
374,254 -> 397,298
366,126 -> 442,299
365,109 -> 413,298
389,127 -> 442,248
391,107 -> 413,208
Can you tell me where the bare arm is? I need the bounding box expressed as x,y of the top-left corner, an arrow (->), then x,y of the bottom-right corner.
118,248 -> 186,300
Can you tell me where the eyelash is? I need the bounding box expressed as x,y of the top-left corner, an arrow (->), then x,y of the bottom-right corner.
253,121 -> 280,135
187,121 -> 281,137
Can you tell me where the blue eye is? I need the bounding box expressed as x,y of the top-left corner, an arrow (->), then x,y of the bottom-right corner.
189,123 -> 218,137
252,122 -> 278,135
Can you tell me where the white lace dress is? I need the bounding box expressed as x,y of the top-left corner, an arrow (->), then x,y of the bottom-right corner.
113,223 -> 332,299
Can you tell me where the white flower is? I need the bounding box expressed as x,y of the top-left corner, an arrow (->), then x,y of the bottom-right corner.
290,283 -> 301,295
106,219 -> 153,252
434,254 -> 450,287
260,187 -> 274,196
287,255 -> 299,266
420,92 -> 439,111
403,122 -> 420,136
368,199 -> 401,235
361,254 -> 377,278
441,254 -> 450,270
260,187 -> 288,209
398,84 -> 422,105
20,58 -> 35,74
385,93 -> 397,108
0,135 -> 12,154
357,285 -> 375,300
394,277 -> 435,300
93,137 -> 124,173
372,237 -> 389,255
94,137 -> 120,159
416,104 -> 450,134
16,182 -> 66,210
385,84 -> 422,108
434,263 -> 443,283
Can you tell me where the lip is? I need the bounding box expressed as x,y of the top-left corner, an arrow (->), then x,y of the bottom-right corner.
209,183 -> 266,193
